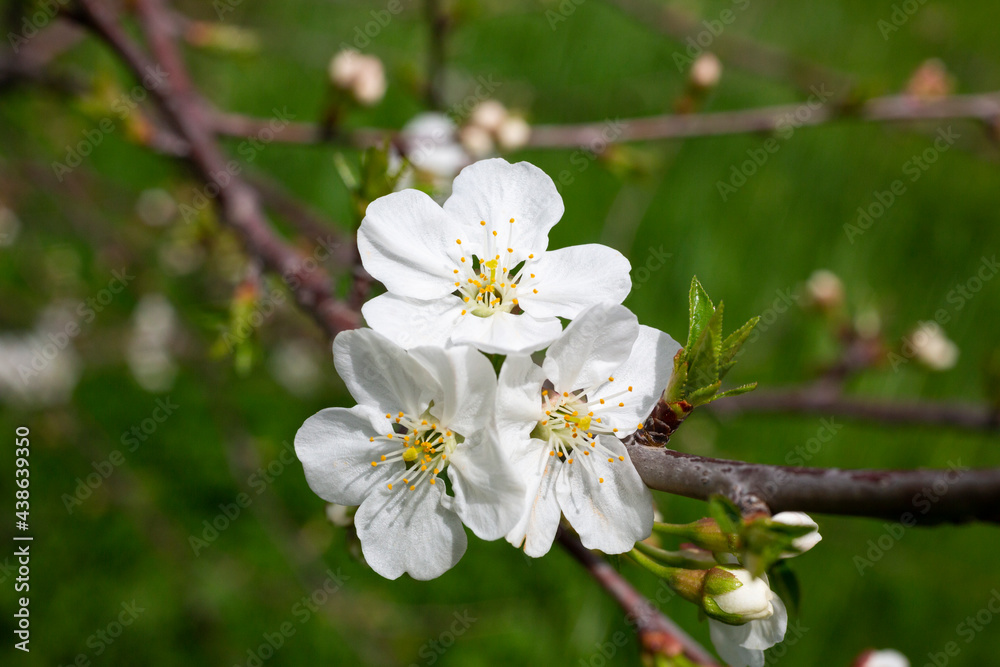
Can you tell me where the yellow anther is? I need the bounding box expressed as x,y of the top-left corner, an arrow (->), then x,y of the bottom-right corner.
402,447 -> 419,462
558,451 -> 565,457
371,461 -> 377,467
445,431 -> 452,436
387,483 -> 393,490
528,254 -> 534,259
461,257 -> 466,263
542,389 -> 548,395
637,424 -> 644,430
628,386 -> 633,392
507,247 -> 513,253
567,458 -> 573,464
463,297 -> 470,302
512,299 -> 518,305
461,309 -> 467,315
380,455 -> 386,461
619,402 -> 625,407
530,273 -> 535,278
608,376 -> 615,382
599,478 -> 604,484
492,230 -> 498,236
387,434 -> 393,439
456,239 -> 462,244
433,468 -> 440,474
533,289 -> 538,294
583,451 -> 590,456
619,456 -> 625,461
421,420 -> 428,425
385,413 -> 391,418
455,282 -> 460,286
612,428 -> 618,433
480,220 -> 486,226
429,479 -> 436,485
608,458 -> 613,462
549,451 -> 555,456
563,392 -> 569,397
409,485 -> 416,491
369,437 -> 374,442
599,399 -> 605,404
509,218 -> 515,223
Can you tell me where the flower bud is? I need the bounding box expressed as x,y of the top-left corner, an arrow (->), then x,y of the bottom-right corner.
690,52 -> 722,89
328,49 -> 386,106
469,100 -> 508,134
905,59 -> 953,100
771,511 -> 822,555
496,116 -> 531,151
806,269 -> 844,311
705,567 -> 775,623
459,123 -> 495,158
854,649 -> 910,667
909,321 -> 959,371
325,503 -> 356,528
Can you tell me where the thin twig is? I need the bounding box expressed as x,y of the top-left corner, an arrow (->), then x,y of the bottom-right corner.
73,0 -> 359,339
604,0 -> 853,95
556,526 -> 721,666
204,90 -> 1000,150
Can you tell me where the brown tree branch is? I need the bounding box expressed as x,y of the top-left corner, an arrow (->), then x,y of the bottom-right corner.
708,387 -> 1000,432
625,434 -> 1000,524
556,526 -> 721,666
203,90 -> 1000,151
72,0 -> 360,340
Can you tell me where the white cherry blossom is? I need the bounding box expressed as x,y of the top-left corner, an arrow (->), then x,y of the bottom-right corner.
359,158 -> 633,354
496,303 -> 680,556
294,328 -> 522,580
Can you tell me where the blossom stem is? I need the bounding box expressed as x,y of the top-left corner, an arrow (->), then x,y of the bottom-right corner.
632,540 -> 718,570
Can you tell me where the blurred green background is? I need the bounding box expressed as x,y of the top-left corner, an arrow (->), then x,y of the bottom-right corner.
1,0 -> 999,665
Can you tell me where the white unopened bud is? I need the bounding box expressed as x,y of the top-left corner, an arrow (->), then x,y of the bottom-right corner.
496,115 -> 531,151
459,124 -> 495,158
771,511 -> 822,555
857,649 -> 910,667
712,568 -> 774,621
325,503 -> 356,527
328,49 -> 386,106
690,52 -> 722,89
806,269 -> 844,310
910,321 -> 959,371
469,100 -> 508,134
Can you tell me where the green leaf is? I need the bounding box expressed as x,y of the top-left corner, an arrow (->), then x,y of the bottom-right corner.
684,305 -> 723,396
707,495 -> 742,536
686,276 -> 715,351
701,382 -> 758,404
719,315 -> 759,380
687,381 -> 721,406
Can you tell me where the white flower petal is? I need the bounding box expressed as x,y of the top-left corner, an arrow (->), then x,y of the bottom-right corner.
451,310 -> 563,355
333,328 -> 436,417
541,303 -> 638,393
409,344 -> 496,436
294,405 -> 398,506
361,292 -> 465,350
496,354 -> 547,442
358,188 -> 465,299
443,158 -> 564,260
516,244 -> 632,319
447,431 -> 525,540
771,511 -> 822,555
555,436 -> 653,554
506,443 -> 563,557
709,594 -> 788,667
355,481 -> 468,580
592,325 -> 681,436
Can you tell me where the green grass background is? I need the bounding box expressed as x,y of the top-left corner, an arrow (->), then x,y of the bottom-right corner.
1,0 -> 999,665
